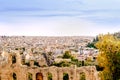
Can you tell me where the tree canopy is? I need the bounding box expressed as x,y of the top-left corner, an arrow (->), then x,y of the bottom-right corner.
62,51 -> 73,59
87,36 -> 98,48
96,34 -> 120,80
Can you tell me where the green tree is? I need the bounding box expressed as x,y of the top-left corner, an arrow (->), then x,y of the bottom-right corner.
52,61 -> 71,67
62,51 -> 73,59
87,36 -> 98,48
96,34 -> 120,80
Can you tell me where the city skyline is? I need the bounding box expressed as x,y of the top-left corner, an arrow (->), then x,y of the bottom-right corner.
0,0 -> 120,36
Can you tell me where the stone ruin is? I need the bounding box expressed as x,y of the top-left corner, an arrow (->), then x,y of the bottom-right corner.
0,51 -> 100,80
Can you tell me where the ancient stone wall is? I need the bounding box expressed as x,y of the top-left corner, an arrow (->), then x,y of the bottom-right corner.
0,52 -> 100,80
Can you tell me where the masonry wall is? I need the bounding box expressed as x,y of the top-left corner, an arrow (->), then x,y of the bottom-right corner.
0,52 -> 100,80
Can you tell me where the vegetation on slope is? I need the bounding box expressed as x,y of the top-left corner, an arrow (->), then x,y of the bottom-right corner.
87,36 -> 98,48
87,32 -> 120,49
52,51 -> 96,67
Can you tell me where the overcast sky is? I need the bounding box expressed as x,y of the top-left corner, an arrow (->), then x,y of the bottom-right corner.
0,0 -> 120,36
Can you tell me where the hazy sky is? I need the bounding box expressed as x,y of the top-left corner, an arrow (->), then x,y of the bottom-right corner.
0,0 -> 120,36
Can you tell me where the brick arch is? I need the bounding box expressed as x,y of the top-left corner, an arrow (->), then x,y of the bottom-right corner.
9,53 -> 22,66
79,72 -> 86,80
12,55 -> 17,64
62,68 -> 74,80
12,72 -> 17,80
77,66 -> 97,80
47,72 -> 53,80
9,53 -> 17,65
8,70 -> 19,80
63,73 -> 69,80
36,72 -> 43,80
48,70 -> 58,80
27,72 -> 33,80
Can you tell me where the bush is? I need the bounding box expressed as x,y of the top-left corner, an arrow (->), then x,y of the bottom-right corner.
62,51 -> 72,59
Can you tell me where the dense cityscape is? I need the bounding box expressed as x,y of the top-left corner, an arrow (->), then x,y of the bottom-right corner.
0,36 -> 98,66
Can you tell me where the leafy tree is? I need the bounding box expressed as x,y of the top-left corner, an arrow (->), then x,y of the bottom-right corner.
62,51 -> 73,59
87,36 -> 98,48
87,42 -> 96,48
96,34 -> 120,80
52,61 -> 71,67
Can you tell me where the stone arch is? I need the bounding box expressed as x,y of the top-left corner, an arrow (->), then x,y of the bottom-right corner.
12,72 -> 17,80
28,72 -> 33,80
48,67 -> 58,80
12,55 -> 16,64
47,72 -> 52,80
36,73 -> 43,80
63,73 -> 69,80
79,72 -> 86,80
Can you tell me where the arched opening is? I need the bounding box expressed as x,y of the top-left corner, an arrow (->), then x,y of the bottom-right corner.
12,56 -> 16,64
28,73 -> 33,80
80,72 -> 86,80
13,73 -> 17,80
21,54 -> 25,65
48,72 -> 52,80
63,73 -> 69,80
36,73 -> 43,80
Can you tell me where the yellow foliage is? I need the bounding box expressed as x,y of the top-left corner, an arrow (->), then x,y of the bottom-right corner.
96,34 -> 120,80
